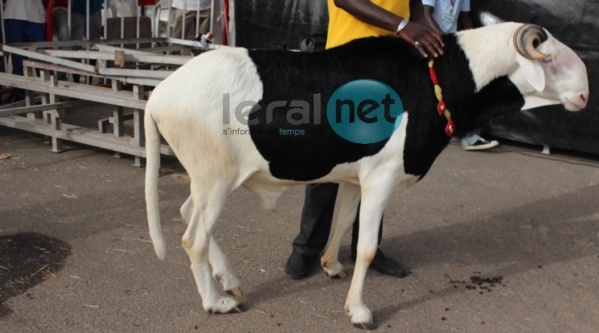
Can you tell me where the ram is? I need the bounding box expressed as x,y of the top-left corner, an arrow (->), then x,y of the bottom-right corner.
144,22 -> 588,329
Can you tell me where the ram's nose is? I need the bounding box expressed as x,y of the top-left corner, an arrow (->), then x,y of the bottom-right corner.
580,91 -> 589,106
564,91 -> 589,111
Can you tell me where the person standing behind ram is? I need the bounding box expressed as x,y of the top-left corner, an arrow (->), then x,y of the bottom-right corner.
423,0 -> 499,150
284,0 -> 445,281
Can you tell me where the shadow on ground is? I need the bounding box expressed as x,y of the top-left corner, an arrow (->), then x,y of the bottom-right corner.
375,183 -> 599,323
0,233 -> 71,317
247,184 -> 599,322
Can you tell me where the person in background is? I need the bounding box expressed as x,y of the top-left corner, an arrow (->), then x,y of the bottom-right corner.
52,0 -> 69,43
51,0 -> 70,81
170,0 -> 211,40
284,0 -> 444,280
70,0 -> 103,42
74,0 -> 104,84
422,0 -> 499,151
53,0 -> 103,45
52,0 -> 103,83
3,0 -> 47,100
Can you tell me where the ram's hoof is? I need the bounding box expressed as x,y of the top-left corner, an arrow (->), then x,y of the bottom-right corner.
326,270 -> 347,279
208,304 -> 244,314
353,321 -> 377,330
226,288 -> 244,298
229,305 -> 244,313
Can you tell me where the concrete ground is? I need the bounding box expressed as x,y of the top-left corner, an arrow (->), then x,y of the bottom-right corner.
1,126 -> 598,333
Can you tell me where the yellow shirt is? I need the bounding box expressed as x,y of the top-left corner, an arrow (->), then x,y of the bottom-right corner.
326,0 -> 411,49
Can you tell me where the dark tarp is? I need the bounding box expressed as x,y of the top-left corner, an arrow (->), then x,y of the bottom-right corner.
235,0 -> 328,49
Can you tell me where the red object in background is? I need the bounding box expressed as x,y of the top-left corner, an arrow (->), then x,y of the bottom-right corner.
222,0 -> 229,45
138,0 -> 156,5
46,0 -> 54,41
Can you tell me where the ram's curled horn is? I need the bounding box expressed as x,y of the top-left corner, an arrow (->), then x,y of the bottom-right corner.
513,24 -> 550,60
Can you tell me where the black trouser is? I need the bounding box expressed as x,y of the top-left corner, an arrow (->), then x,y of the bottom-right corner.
291,183 -> 383,258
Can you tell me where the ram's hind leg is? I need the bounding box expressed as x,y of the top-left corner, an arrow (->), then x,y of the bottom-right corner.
180,195 -> 193,224
180,194 -> 242,297
209,238 -> 243,297
182,180 -> 242,314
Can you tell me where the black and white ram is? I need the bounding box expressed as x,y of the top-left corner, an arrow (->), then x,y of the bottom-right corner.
144,22 -> 589,329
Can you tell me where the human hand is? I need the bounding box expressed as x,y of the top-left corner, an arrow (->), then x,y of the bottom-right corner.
398,22 -> 445,58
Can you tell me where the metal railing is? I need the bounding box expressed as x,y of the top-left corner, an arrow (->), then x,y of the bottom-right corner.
0,0 -> 229,166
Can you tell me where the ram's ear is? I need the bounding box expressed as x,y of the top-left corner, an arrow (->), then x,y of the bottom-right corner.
516,54 -> 546,92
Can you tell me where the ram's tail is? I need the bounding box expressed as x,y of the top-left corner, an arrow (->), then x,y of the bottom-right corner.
144,109 -> 167,260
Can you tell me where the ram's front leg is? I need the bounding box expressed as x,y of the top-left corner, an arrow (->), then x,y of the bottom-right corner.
321,183 -> 361,278
344,215 -> 379,328
181,195 -> 243,297
344,178 -> 396,330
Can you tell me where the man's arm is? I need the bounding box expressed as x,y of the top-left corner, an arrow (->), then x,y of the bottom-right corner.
333,0 -> 444,58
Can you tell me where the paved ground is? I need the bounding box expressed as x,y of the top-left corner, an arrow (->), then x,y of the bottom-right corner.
1,126 -> 598,333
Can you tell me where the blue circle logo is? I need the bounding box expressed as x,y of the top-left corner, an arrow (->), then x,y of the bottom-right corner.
326,80 -> 404,144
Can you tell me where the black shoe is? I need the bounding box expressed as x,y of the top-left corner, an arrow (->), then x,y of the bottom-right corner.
353,249 -> 410,278
284,251 -> 318,279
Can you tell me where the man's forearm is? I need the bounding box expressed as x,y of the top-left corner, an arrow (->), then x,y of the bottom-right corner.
333,0 -> 408,33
